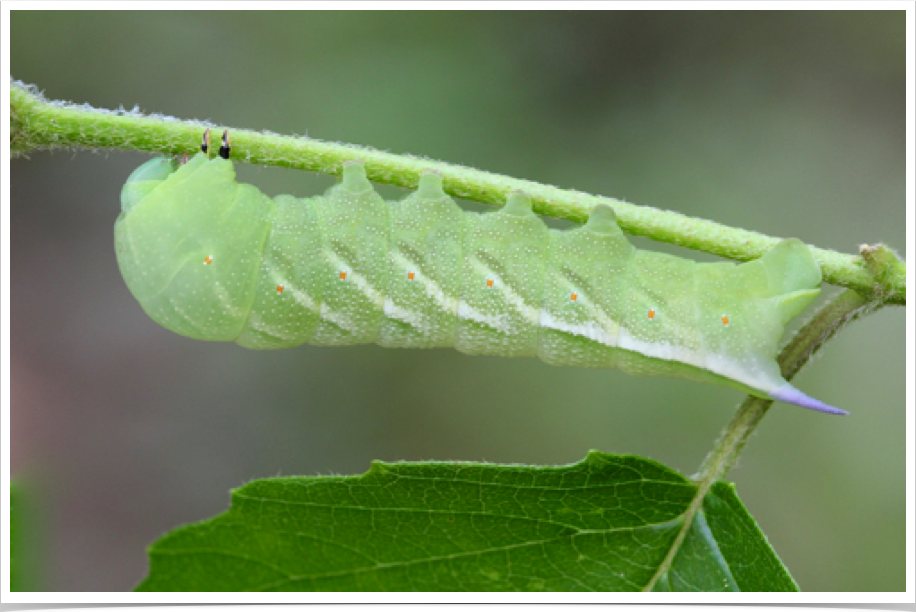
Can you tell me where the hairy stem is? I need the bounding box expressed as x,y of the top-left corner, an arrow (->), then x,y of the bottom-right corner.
695,291 -> 876,484
644,289 -> 880,591
10,80 -> 905,305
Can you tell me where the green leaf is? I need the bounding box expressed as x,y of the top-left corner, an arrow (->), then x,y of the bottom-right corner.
137,452 -> 797,592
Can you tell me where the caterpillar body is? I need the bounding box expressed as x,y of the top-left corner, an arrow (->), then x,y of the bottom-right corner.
115,147 -> 845,415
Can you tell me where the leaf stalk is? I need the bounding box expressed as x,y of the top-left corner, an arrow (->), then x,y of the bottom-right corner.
644,289 -> 881,590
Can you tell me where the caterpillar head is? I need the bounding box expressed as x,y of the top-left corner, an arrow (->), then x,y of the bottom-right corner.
115,152 -> 274,341
120,156 -> 180,214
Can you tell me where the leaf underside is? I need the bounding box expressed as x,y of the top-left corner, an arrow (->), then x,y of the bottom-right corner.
137,452 -> 797,592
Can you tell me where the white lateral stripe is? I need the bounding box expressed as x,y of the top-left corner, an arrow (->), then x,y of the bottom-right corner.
616,328 -> 780,393
245,312 -> 291,341
318,302 -> 361,333
550,282 -> 619,338
457,302 -> 510,333
212,280 -> 245,319
239,271 -> 319,341
618,328 -> 702,369
393,250 -> 622,338
538,311 -> 619,347
468,258 -> 541,325
263,258 -> 320,314
324,249 -> 386,309
287,285 -> 320,314
389,251 -> 460,315
390,250 -> 507,333
382,298 -> 424,330
705,353 -> 781,393
268,269 -> 319,314
327,245 -> 778,394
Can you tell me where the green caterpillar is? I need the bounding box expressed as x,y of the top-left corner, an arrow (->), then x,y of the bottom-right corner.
115,132 -> 844,415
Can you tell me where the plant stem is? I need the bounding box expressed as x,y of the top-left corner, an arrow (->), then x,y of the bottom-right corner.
695,291 -> 876,484
10,80 -> 905,305
644,289 -> 880,591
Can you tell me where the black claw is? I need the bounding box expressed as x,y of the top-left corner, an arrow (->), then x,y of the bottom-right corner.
219,130 -> 231,160
201,128 -> 210,154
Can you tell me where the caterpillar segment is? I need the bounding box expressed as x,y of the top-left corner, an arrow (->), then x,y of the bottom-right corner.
114,145 -> 845,415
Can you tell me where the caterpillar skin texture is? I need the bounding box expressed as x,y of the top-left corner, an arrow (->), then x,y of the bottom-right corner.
115,153 -> 845,415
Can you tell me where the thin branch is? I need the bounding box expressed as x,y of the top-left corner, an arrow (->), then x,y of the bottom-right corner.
10,79 -> 905,305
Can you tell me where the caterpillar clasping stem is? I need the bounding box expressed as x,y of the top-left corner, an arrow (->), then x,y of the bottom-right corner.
115,150 -> 846,416
219,130 -> 231,160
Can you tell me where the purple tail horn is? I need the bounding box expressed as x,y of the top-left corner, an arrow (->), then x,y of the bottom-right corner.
770,385 -> 848,416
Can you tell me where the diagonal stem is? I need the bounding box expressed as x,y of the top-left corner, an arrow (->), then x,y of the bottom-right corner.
644,289 -> 882,591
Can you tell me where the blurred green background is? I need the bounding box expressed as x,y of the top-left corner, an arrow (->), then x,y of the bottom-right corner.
10,11 -> 905,591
